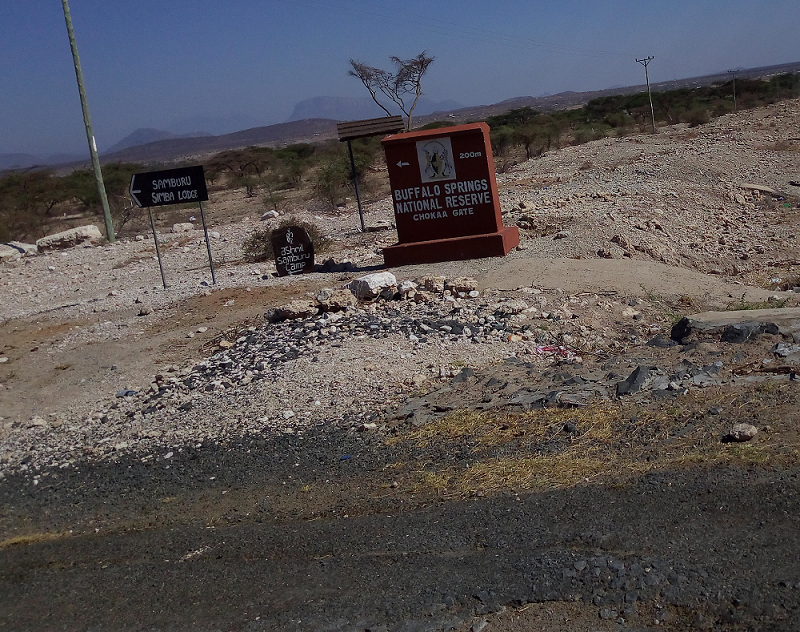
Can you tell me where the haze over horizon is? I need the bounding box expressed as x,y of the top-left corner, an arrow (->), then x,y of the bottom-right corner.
2,0 -> 798,157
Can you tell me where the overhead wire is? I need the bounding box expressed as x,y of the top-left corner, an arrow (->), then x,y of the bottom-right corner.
278,0 -> 636,60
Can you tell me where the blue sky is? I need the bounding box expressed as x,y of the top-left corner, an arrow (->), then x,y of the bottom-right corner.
2,0 -> 798,156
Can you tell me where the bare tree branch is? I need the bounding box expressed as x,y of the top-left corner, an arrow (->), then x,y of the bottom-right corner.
348,52 -> 435,130
348,60 -> 394,118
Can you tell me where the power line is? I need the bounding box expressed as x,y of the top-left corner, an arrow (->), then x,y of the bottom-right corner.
728,69 -> 738,112
636,56 -> 656,133
281,0 -> 635,59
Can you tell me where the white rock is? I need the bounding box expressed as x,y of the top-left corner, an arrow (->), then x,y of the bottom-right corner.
261,210 -> 279,220
398,280 -> 418,296
36,225 -> 103,251
0,244 -> 22,262
1,241 -> 38,262
348,272 -> 398,300
727,423 -> 758,442
9,241 -> 37,255
171,223 -> 194,233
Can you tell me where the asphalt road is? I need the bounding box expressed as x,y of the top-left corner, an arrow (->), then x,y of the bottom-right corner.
2,424 -> 800,632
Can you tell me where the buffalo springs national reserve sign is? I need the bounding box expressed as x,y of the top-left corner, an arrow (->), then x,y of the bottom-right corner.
271,226 -> 314,277
381,122 -> 518,266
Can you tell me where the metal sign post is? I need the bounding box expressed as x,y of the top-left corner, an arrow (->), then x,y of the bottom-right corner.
346,140 -> 366,232
147,207 -> 168,289
198,200 -> 217,285
130,165 -> 215,287
337,116 -> 404,232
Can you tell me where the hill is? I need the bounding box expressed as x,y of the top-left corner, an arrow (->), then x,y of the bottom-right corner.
11,59 -> 797,170
98,119 -> 339,164
287,96 -> 463,122
104,128 -> 209,154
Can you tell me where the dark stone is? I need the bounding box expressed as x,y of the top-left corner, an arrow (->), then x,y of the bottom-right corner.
721,322 -> 781,343
451,368 -> 475,384
702,361 -> 724,375
507,389 -> 546,410
263,308 -> 278,322
721,323 -> 756,343
647,334 -> 678,348
670,317 -> 693,343
616,366 -> 649,396
599,608 -> 617,620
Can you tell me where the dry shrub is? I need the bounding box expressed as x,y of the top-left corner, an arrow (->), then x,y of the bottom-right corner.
242,216 -> 331,262
685,108 -> 710,127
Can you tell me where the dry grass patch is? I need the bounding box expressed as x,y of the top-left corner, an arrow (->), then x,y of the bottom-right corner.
392,383 -> 800,499
0,531 -> 70,549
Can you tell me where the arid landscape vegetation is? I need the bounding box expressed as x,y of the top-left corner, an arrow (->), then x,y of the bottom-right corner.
2,71 -> 800,631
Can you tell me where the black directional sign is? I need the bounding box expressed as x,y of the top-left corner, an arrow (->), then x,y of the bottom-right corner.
129,165 -> 209,208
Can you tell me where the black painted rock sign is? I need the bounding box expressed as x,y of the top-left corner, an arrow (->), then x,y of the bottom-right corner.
272,226 -> 314,277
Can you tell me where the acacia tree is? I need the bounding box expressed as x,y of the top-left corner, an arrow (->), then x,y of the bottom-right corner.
348,52 -> 434,130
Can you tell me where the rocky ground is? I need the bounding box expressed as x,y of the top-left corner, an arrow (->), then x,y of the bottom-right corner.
1,100 -> 800,631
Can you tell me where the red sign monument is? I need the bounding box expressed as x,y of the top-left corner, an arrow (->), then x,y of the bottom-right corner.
381,122 -> 519,266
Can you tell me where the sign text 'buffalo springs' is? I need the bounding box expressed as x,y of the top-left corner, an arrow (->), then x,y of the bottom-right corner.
393,179 -> 491,220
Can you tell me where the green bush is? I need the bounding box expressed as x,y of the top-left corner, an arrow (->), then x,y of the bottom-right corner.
418,121 -> 457,130
573,125 -> 608,144
242,217 -> 331,262
477,72 -> 799,161
685,108 -> 710,127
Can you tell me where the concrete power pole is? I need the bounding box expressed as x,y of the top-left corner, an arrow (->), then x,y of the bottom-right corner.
728,70 -> 738,113
61,0 -> 115,243
636,56 -> 656,133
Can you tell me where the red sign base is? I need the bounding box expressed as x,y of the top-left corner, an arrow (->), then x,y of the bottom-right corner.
383,226 -> 519,267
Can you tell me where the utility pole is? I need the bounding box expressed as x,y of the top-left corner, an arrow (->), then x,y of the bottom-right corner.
61,0 -> 115,243
636,56 -> 656,133
728,70 -> 738,113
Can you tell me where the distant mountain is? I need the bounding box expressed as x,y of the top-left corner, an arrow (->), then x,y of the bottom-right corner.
287,96 -> 463,122
0,152 -> 84,172
9,59 -> 797,170
0,153 -> 39,171
168,114 -> 268,136
100,119 -> 339,164
104,128 -> 208,155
